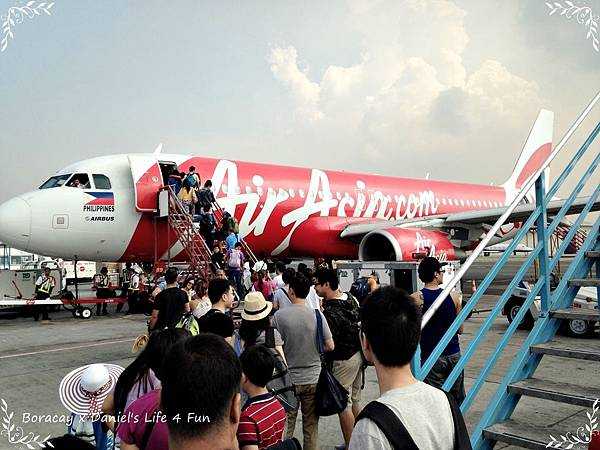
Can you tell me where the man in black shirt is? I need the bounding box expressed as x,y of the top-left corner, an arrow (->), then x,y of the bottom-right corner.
197,278 -> 235,344
149,267 -> 189,331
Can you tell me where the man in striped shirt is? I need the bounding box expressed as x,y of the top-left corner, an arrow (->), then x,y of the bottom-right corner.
238,345 -> 286,450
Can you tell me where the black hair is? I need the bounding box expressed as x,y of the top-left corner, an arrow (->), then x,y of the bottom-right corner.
239,317 -> 270,348
315,268 -> 339,290
161,334 -> 241,442
240,345 -> 275,388
100,267 -> 108,274
297,263 -> 307,273
282,267 -> 295,285
275,262 -> 285,273
113,328 -> 190,428
361,286 -> 421,367
189,166 -> 196,172
417,257 -> 443,283
234,242 -> 242,248
45,434 -> 96,450
204,180 -> 212,188
208,278 -> 231,304
289,272 -> 310,299
202,204 -> 211,212
165,267 -> 179,284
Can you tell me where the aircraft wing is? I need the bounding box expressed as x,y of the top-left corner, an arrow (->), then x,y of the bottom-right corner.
339,196 -> 599,238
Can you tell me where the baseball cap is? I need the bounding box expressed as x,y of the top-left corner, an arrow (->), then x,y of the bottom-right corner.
417,257 -> 447,282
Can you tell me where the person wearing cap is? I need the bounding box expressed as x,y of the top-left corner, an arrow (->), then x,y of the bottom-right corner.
33,266 -> 55,321
235,291 -> 284,359
411,257 -> 465,405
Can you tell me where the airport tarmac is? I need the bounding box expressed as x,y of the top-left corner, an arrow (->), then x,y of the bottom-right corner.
0,258 -> 595,450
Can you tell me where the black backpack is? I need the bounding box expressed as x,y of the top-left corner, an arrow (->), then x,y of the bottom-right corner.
356,392 -> 472,450
323,293 -> 361,361
264,327 -> 298,413
198,188 -> 214,208
199,213 -> 215,234
350,277 -> 371,304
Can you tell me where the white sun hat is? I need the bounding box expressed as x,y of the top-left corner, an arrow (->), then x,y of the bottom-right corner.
242,291 -> 273,321
59,363 -> 123,419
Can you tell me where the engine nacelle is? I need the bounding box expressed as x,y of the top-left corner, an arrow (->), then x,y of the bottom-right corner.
358,227 -> 461,262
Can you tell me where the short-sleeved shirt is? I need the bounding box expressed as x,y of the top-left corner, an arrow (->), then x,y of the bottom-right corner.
192,298 -> 213,319
117,390 -> 168,450
348,381 -> 455,450
153,287 -> 189,330
237,393 -> 286,449
125,370 -> 161,411
197,308 -> 234,338
273,287 -> 292,310
305,285 -> 321,310
272,304 -> 332,385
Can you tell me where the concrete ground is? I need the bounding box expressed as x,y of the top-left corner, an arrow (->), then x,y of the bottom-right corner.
0,272 -> 596,449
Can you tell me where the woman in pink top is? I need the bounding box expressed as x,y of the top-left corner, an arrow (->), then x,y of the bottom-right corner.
103,328 -> 190,433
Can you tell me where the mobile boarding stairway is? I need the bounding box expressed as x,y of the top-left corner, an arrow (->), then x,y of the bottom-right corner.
160,186 -> 258,279
415,93 -> 600,449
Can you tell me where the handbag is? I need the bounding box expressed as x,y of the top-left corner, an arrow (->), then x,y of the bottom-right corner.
314,309 -> 348,416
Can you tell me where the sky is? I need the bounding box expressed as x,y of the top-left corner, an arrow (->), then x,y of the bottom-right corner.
0,0 -> 599,204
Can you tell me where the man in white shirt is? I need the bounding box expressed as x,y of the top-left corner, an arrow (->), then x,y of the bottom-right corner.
349,286 -> 470,450
272,262 -> 286,289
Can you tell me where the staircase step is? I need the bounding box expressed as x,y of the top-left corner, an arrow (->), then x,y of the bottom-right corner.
508,378 -> 600,407
551,308 -> 600,321
483,419 -> 573,449
530,340 -> 600,361
569,278 -> 600,287
585,251 -> 600,258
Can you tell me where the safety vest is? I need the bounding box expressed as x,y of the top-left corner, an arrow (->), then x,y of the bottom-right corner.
129,274 -> 140,292
122,268 -> 132,284
38,276 -> 55,294
97,274 -> 110,288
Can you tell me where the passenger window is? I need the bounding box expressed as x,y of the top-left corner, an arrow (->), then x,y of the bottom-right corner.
67,173 -> 91,189
93,174 -> 112,190
39,174 -> 72,189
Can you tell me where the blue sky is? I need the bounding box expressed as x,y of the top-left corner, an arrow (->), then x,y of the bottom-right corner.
1,0 -> 599,203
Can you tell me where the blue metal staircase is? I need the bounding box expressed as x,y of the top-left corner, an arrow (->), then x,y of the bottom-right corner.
412,93 -> 600,449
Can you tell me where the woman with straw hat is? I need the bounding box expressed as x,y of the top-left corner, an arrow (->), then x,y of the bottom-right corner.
235,291 -> 285,361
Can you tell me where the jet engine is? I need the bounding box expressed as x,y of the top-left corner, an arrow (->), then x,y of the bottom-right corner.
358,227 -> 460,261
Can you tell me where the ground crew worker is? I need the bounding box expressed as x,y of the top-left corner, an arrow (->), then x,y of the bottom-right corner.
116,263 -> 132,313
95,267 -> 112,316
126,268 -> 141,314
34,267 -> 55,322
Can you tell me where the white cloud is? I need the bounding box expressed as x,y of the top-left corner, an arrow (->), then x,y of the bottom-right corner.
267,0 -> 545,183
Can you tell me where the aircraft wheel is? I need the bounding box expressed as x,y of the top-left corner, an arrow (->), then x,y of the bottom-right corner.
81,308 -> 93,319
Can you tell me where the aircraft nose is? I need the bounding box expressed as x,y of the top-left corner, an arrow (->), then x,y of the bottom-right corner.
0,196 -> 31,251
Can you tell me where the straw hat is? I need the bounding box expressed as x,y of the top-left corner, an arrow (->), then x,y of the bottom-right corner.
59,363 -> 123,419
242,291 -> 272,321
132,334 -> 149,353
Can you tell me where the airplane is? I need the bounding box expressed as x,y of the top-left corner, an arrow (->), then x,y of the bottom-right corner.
0,109 -> 596,264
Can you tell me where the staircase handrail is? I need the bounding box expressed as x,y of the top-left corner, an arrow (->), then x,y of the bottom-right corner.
421,91 -> 600,330
210,199 -> 259,265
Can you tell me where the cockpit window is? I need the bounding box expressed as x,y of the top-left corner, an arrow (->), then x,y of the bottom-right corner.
39,174 -> 72,189
92,174 -> 112,190
67,173 -> 91,189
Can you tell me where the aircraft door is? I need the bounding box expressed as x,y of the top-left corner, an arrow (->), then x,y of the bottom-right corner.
128,155 -> 164,212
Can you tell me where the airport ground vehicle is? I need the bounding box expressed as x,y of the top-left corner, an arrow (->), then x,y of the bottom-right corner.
503,280 -> 598,337
20,259 -> 96,285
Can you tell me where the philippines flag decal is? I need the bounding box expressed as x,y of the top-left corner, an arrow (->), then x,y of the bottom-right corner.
85,192 -> 115,206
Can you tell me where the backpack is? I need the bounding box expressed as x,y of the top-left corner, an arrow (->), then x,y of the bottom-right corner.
355,392 -> 472,450
199,213 -> 215,234
264,328 -> 298,413
350,277 -> 371,305
198,188 -> 214,208
175,312 -> 200,336
323,293 -> 362,361
227,249 -> 242,269
226,216 -> 239,234
184,172 -> 198,188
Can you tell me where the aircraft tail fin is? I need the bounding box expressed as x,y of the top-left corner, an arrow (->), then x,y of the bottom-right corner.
502,109 -> 554,196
